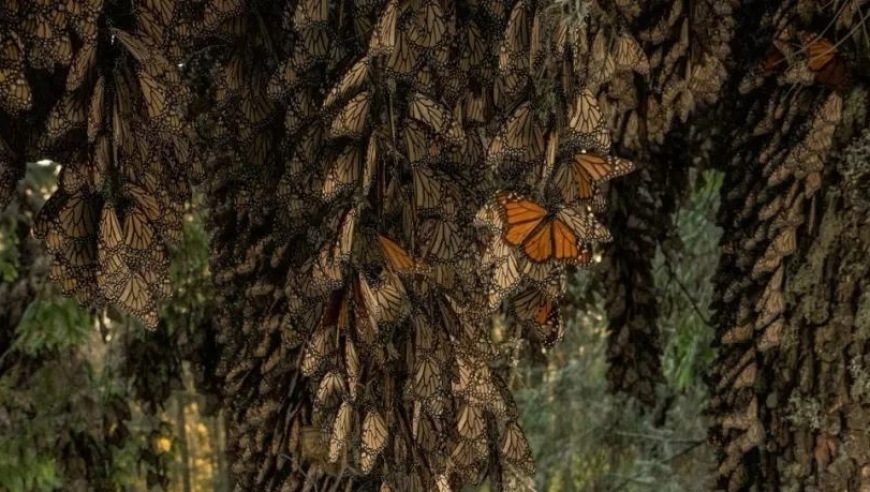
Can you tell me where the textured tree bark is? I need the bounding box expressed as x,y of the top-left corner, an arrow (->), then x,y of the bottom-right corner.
764,130 -> 870,490
707,0 -> 870,488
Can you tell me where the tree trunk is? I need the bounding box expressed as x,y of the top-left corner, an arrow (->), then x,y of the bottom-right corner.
708,0 -> 870,488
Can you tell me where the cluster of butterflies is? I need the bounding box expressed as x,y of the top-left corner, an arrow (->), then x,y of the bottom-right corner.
741,28 -> 852,95
0,1 -> 218,327
710,0 -> 857,488
3,0 -> 642,490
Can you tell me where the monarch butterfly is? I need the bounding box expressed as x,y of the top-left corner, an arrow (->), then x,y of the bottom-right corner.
360,410 -> 388,474
756,266 -> 784,329
484,239 -> 521,309
87,76 -> 106,142
510,285 -> 562,345
487,101 -> 544,164
419,217 -> 462,262
329,401 -> 353,463
294,250 -> 344,299
500,1 -> 530,71
320,206 -> 355,268
345,276 -> 376,343
802,34 -> 850,92
529,10 -> 544,70
239,86 -> 274,130
457,403 -> 486,439
408,92 -> 464,146
385,29 -> 419,78
293,0 -> 330,29
412,404 -> 441,455
0,33 -> 31,114
343,337 -> 360,400
369,0 -> 398,54
500,420 -> 535,476
412,166 -> 452,218
567,87 -> 611,154
292,26 -> 334,69
377,234 -> 420,273
449,436 -> 486,478
459,21 -> 488,75
55,190 -> 100,240
302,305 -> 340,377
358,269 -> 410,325
44,91 -> 87,143
322,144 -> 366,201
413,352 -> 442,401
496,192 -> 611,263
323,56 -> 370,110
462,90 -> 488,125
552,150 -> 635,204
315,371 -> 346,410
63,41 -> 96,92
613,31 -> 649,76
587,28 -> 614,83
408,0 -> 447,49
97,203 -> 160,329
329,91 -> 370,139
403,120 -> 440,166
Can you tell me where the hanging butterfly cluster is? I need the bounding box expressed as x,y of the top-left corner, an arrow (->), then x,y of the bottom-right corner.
0,1 -> 93,211
189,0 -> 639,489
741,28 -> 852,95
710,1 -> 858,488
2,0 -> 640,489
17,1 -> 206,329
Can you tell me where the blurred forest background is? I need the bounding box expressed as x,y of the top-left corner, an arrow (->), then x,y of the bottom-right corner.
0,160 -> 721,491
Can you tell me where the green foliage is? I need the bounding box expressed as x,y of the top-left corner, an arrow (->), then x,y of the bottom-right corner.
0,408 -> 64,492
657,170 -> 722,391
11,298 -> 93,356
501,170 -> 723,491
0,220 -> 19,282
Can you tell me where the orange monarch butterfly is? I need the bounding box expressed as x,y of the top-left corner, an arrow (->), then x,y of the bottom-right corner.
342,339 -> 361,403
377,234 -> 421,273
500,1 -> 530,69
484,239 -> 522,309
487,101 -> 544,164
314,370 -> 346,410
408,92 -> 465,146
613,31 -> 649,76
65,41 -> 96,93
0,37 -> 31,113
97,203 -> 160,329
386,27 -> 419,78
496,193 -> 610,263
510,285 -> 563,345
329,401 -> 353,463
360,410 -> 388,474
402,120 -> 440,166
369,0 -> 398,54
293,0 -> 330,28
567,87 -> 611,154
418,217 -> 462,262
459,21 -> 488,74
552,149 -> 636,204
457,403 -> 486,440
302,294 -> 342,376
500,420 -> 535,476
408,0 -> 447,48
802,33 -> 851,93
323,56 -> 370,110
329,91 -> 371,139
322,144 -> 371,201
